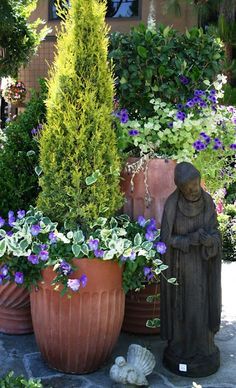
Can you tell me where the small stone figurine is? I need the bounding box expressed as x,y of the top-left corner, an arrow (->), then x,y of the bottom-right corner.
160,162 -> 221,377
109,344 -> 156,386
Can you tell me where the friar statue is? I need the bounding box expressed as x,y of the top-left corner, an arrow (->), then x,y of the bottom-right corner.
160,162 -> 221,377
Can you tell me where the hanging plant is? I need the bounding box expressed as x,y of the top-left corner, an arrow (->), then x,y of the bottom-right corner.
2,80 -> 27,104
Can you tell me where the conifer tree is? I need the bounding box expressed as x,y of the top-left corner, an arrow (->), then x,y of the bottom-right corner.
38,0 -> 123,227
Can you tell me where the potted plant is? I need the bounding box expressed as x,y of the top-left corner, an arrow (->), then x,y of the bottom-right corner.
23,0 -> 124,374
0,209 -> 170,372
0,82 -> 47,334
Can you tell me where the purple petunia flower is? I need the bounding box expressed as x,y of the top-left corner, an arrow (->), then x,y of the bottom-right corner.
230,143 -> 236,150
128,129 -> 139,136
17,210 -> 25,219
40,244 -> 48,250
210,89 -> 216,95
177,103 -> 183,110
147,272 -> 154,281
186,99 -> 194,108
15,272 -> 24,284
231,116 -> 236,125
145,230 -> 155,242
143,266 -> 151,276
8,211 -> 15,227
129,250 -> 136,261
155,241 -> 167,254
213,138 -> 223,150
0,264 -> 8,277
88,238 -> 99,251
0,217 -> 5,228
31,224 -> 41,236
60,261 -> 72,275
94,249 -> 104,258
208,95 -> 217,104
137,216 -> 146,227
80,274 -> 87,288
176,111 -> 186,122
28,254 -> 39,265
67,278 -> 80,292
39,250 -> 49,261
200,132 -> 210,144
193,140 -> 206,151
194,90 -> 205,97
179,75 -> 190,85
167,122 -> 173,128
117,108 -> 129,124
31,128 -> 38,136
146,218 -> 157,232
49,231 -> 57,244
199,100 -> 207,108
6,230 -> 13,237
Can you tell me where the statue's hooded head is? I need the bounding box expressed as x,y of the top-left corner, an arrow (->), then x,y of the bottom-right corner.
174,162 -> 201,202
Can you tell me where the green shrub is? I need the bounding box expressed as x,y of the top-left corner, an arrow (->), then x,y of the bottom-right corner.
38,0 -> 123,228
109,24 -> 224,118
0,371 -> 43,388
0,81 -> 47,217
218,204 -> 236,261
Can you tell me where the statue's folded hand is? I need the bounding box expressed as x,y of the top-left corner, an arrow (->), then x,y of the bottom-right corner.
199,229 -> 214,247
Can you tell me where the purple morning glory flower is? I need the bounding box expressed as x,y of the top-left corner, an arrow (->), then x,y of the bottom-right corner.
176,111 -> 186,122
199,100 -> 207,108
6,230 -> 13,237
230,143 -> 236,149
128,129 -> 139,136
145,230 -> 155,241
40,244 -> 48,250
28,254 -> 39,265
80,274 -> 87,288
49,231 -> 57,243
200,132 -> 210,144
210,89 -> 216,95
0,217 -> 5,228
15,272 -> 24,284
67,278 -> 80,291
179,75 -> 189,85
94,249 -> 104,258
213,138 -> 223,150
177,103 -> 183,109
167,122 -> 173,128
211,105 -> 217,112
155,241 -> 167,254
88,238 -> 99,251
31,224 -> 41,236
17,210 -> 25,219
208,95 -> 217,104
137,216 -> 146,227
39,250 -> 49,261
194,90 -> 205,97
120,255 -> 127,262
0,265 -> 8,277
60,261 -> 72,275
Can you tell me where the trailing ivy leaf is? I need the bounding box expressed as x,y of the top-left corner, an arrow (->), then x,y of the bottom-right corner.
72,244 -> 81,257
146,318 -> 161,328
134,233 -> 142,246
81,243 -> 89,256
0,239 -> 6,257
146,294 -> 160,303
27,150 -> 36,157
35,165 -> 42,176
137,45 -> 147,59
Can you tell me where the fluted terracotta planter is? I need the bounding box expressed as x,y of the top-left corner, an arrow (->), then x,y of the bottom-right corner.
121,158 -> 176,227
30,258 -> 125,374
122,283 -> 160,334
0,283 -> 33,334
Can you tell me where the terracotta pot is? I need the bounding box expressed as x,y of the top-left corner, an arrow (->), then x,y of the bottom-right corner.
30,258 -> 125,374
122,283 -> 160,334
121,158 -> 176,227
0,282 -> 33,334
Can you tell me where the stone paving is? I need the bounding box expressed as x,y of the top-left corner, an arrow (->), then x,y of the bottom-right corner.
0,261 -> 236,388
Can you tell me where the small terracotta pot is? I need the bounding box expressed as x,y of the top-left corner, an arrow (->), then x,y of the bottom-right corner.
122,283 -> 160,334
30,258 -> 125,374
0,282 -> 33,334
121,158 -> 176,227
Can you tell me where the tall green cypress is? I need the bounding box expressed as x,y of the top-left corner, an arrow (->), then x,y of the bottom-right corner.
37,0 -> 123,227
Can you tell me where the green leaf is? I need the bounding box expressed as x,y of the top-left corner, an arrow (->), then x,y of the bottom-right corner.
72,244 -> 81,257
142,241 -> 153,251
27,150 -> 36,157
19,239 -> 29,251
146,294 -> 160,303
137,45 -> 147,59
35,165 -> 42,176
167,277 -> 178,284
146,318 -> 161,328
81,243 -> 89,256
85,175 -> 97,185
134,233 -> 142,246
120,76 -> 127,84
73,230 -> 84,243
0,239 -> 6,257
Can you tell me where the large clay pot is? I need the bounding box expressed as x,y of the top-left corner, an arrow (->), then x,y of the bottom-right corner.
122,283 -> 160,334
30,258 -> 125,374
121,158 -> 176,227
0,283 -> 33,334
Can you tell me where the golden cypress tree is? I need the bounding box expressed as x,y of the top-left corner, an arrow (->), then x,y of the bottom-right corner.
37,0 -> 123,227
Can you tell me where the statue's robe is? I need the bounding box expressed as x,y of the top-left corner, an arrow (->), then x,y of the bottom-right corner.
160,189 -> 221,360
